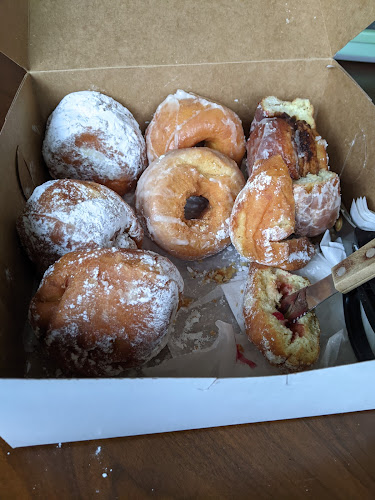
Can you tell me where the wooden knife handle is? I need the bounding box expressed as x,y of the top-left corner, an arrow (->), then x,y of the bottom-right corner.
332,238 -> 375,294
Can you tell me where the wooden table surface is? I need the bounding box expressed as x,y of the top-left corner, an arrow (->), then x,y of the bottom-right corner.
1,55 -> 375,499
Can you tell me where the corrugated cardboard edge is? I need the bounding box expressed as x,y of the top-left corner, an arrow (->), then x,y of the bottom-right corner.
1,361 -> 374,448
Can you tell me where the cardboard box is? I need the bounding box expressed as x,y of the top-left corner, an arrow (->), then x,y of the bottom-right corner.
0,0 -> 375,448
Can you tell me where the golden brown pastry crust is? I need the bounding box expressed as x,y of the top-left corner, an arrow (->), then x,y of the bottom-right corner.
229,155 -> 315,271
29,248 -> 184,376
243,263 -> 320,371
145,90 -> 246,165
248,115 -> 328,179
247,96 -> 340,237
136,147 -> 245,260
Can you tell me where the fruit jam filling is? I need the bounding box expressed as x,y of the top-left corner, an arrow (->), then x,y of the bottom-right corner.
273,280 -> 304,342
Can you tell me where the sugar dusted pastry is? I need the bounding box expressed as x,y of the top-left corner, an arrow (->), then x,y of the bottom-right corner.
29,248 -> 184,376
229,155 -> 315,271
17,179 -> 143,272
42,91 -> 146,195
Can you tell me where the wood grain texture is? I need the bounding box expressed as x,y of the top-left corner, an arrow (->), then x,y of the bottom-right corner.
1,411 -> 375,499
333,238 -> 375,293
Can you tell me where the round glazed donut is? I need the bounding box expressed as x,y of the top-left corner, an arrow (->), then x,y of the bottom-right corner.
17,179 -> 143,273
29,248 -> 184,376
243,263 -> 320,371
42,91 -> 147,195
229,155 -> 315,271
293,171 -> 341,237
145,89 -> 246,165
135,147 -> 245,260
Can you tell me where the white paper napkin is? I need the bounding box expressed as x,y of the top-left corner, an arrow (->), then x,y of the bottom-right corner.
350,197 -> 375,231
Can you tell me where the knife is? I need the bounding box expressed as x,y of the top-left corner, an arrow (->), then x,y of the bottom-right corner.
280,238 -> 375,322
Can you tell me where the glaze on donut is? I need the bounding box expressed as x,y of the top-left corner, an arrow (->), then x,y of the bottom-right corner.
145,90 -> 245,165
135,147 -> 245,260
42,91 -> 147,195
247,96 -> 340,237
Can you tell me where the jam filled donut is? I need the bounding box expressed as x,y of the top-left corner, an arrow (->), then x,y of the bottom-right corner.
243,263 -> 320,371
29,248 -> 184,376
42,91 -> 147,195
247,96 -> 340,237
145,90 -> 246,165
135,147 -> 245,260
17,179 -> 143,273
229,155 -> 315,271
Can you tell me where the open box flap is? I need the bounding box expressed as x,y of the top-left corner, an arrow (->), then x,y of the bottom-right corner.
319,0 -> 375,57
318,62 -> 375,210
28,0 -> 332,71
1,1 -> 373,72
27,0 -> 374,72
0,0 -> 28,70
0,74 -> 48,377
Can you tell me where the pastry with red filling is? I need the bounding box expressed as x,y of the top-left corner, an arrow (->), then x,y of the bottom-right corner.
243,263 -> 320,371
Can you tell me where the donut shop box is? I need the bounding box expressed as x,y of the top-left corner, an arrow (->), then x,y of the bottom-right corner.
0,0 -> 375,448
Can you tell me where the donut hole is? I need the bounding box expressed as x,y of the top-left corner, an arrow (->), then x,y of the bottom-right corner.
193,141 -> 206,148
184,196 -> 209,220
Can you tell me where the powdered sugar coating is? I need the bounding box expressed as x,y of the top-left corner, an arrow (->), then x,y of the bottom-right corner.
146,90 -> 245,164
17,179 -> 143,272
230,156 -> 314,271
42,91 -> 146,194
29,248 -> 184,376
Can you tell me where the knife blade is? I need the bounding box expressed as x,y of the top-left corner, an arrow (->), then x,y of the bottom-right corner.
279,274 -> 337,321
279,237 -> 375,322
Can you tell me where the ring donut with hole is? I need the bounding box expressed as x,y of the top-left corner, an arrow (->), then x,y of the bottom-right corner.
135,147 -> 245,260
145,90 -> 246,165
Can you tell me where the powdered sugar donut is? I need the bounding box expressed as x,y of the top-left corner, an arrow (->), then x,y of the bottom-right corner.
135,147 -> 245,260
17,179 -> 143,273
42,91 -> 146,195
146,90 -> 246,165
29,248 -> 184,376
